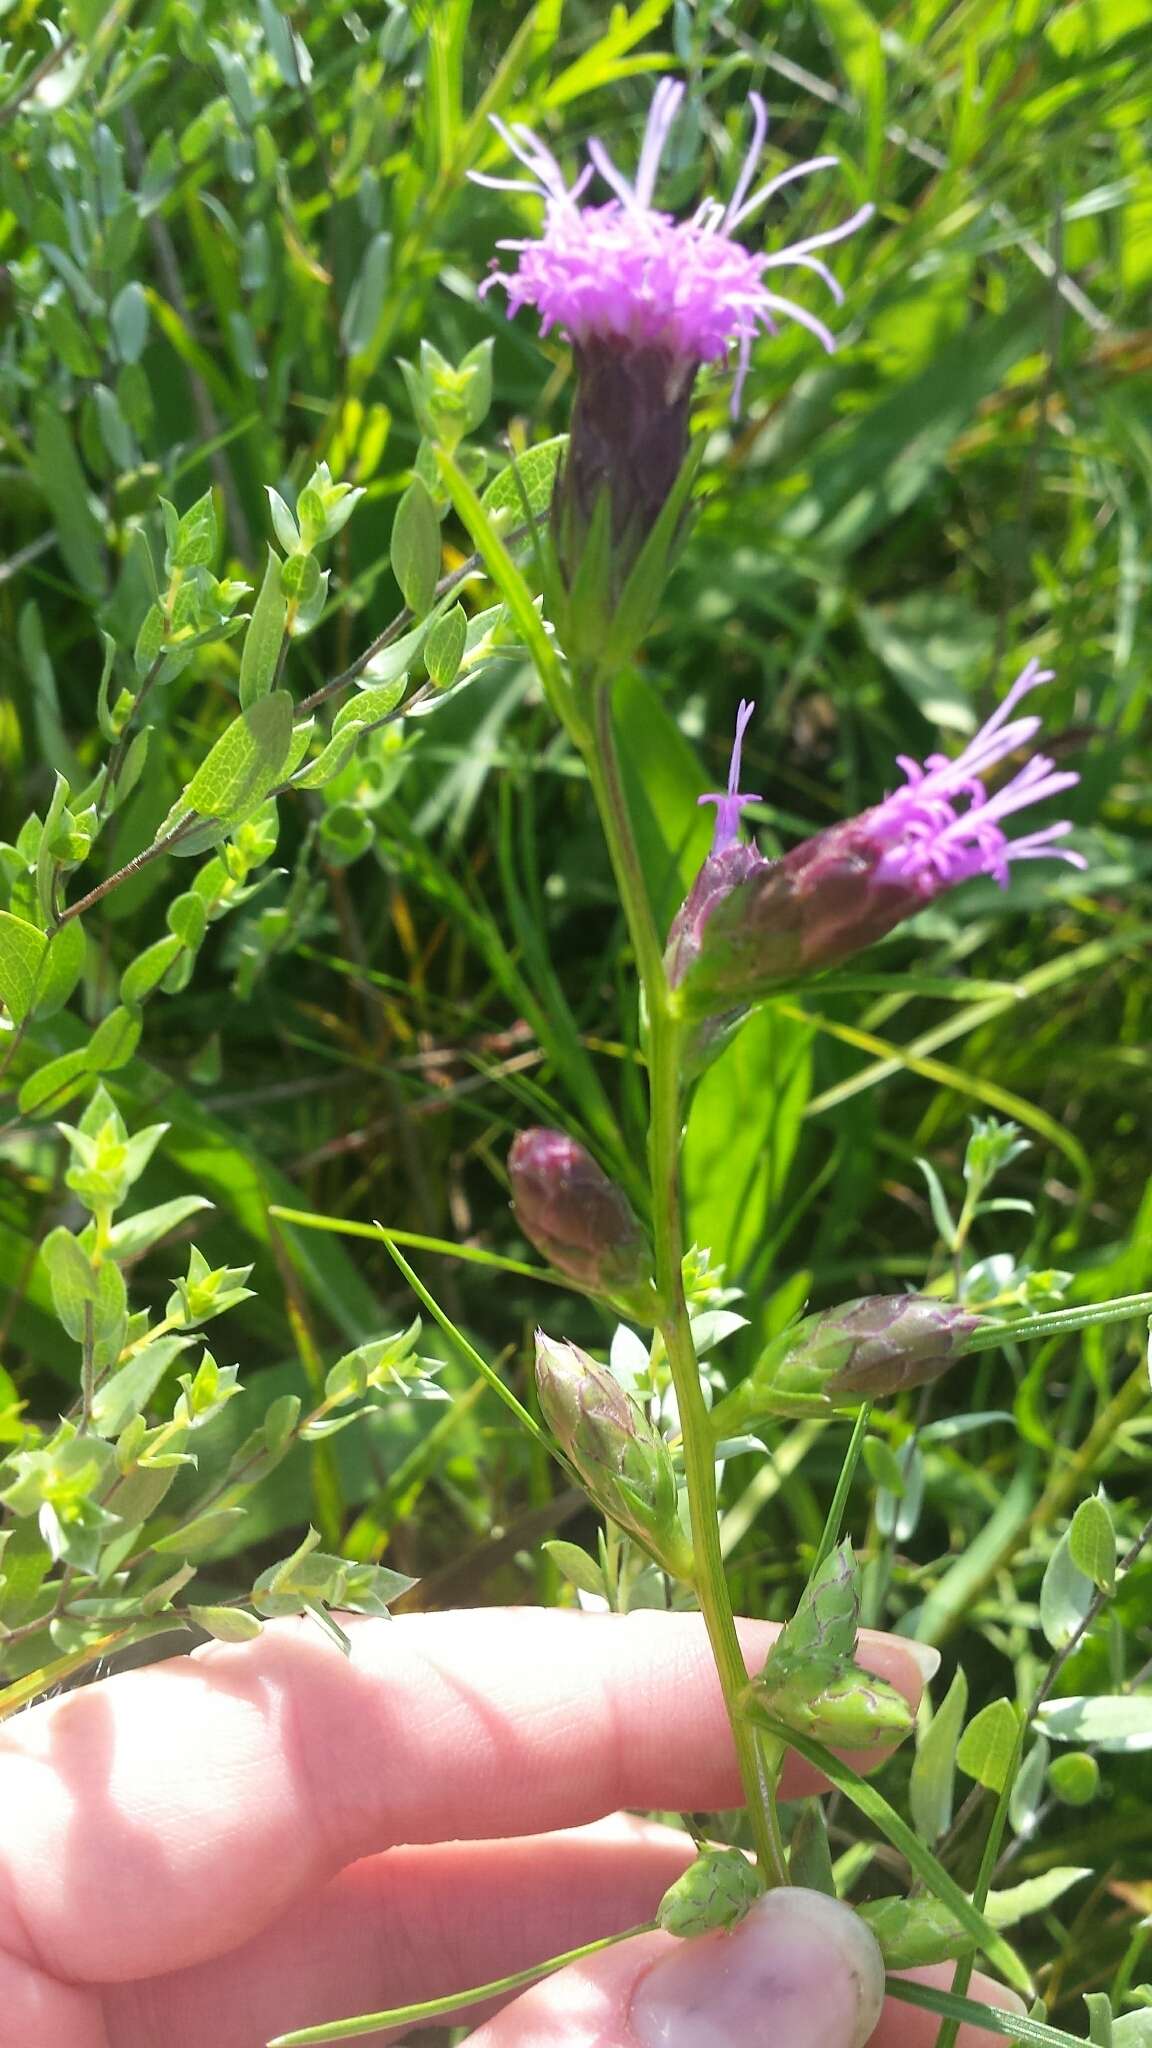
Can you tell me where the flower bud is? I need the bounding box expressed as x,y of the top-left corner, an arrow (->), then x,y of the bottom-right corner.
712,1296 -> 980,1437
509,1128 -> 653,1307
742,1541 -> 914,1753
534,1331 -> 693,1579
657,1847 -> 765,1938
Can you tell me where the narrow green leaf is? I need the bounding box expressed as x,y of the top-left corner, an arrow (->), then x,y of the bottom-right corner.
188,1605 -> 264,1643
267,1926 -> 647,2044
1009,1733 -> 1051,1837
887,1975 -> 1096,2047
378,1233 -> 555,1456
35,916 -> 86,1020
150,1507 -> 246,1557
239,547 -> 288,708
167,892 -> 208,949
1036,1696 -> 1152,1752
390,477 -> 441,616
111,280 -> 150,363
911,1665 -> 969,1843
87,1004 -> 142,1074
33,399 -> 105,595
18,1046 -> 92,1116
341,231 -> 392,355
1040,1529 -> 1095,1650
542,1540 -> 606,1601
434,444 -> 565,706
423,601 -> 467,688
91,1336 -> 197,1436
790,1798 -> 836,1895
171,489 -> 217,570
107,1198 -> 214,1262
480,435 -> 567,525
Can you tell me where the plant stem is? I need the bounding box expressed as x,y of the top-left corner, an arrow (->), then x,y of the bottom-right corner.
648,999 -> 788,1885
583,674 -> 786,1884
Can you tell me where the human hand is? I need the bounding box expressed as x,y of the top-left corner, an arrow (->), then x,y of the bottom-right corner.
0,1607 -> 1018,2047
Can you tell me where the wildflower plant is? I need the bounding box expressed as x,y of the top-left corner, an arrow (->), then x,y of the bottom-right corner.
383,70 -> 1152,2048
1,25 -> 1151,2048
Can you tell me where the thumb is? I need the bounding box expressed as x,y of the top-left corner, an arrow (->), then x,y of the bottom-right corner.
459,1887 -> 886,2048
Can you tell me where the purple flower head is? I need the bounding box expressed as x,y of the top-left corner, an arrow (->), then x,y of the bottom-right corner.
668,664 -> 1086,1016
474,78 -> 872,411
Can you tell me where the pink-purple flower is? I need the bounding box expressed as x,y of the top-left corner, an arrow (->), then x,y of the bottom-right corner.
474,78 -> 872,409
669,664 -> 1086,1011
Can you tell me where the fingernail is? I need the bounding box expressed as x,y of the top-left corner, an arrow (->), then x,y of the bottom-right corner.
630,1887 -> 885,2048
902,1641 -> 942,1684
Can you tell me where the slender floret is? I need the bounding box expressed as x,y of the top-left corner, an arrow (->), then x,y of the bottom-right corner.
668,664 -> 1086,1016
700,697 -> 762,853
474,78 -> 872,410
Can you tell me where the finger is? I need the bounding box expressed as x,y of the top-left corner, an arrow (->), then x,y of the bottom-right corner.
103,1816 -> 699,2048
0,1606 -> 928,1985
871,1965 -> 1028,2048
458,1887 -> 886,2048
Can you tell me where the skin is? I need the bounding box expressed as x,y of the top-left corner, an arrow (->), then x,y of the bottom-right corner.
0,1607 -> 1018,2048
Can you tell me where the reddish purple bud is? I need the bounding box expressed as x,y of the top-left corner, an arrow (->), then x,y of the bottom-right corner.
509,1128 -> 652,1304
819,1295 -> 981,1396
534,1330 -> 694,1578
712,1295 -> 981,1435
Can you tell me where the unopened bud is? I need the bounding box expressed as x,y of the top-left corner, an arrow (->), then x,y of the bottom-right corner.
712,1296 -> 980,1437
534,1331 -> 693,1579
657,1847 -> 765,1937
821,1295 -> 980,1395
743,1541 -> 914,1753
509,1128 -> 653,1308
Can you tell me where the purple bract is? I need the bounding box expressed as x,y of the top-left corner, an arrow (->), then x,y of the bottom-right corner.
473,78 -> 872,408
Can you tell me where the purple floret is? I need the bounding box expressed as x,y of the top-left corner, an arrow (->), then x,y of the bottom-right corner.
699,696 -> 762,853
867,660 -> 1086,893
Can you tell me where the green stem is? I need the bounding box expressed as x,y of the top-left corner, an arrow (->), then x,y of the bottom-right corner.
585,679 -> 665,996
584,674 -> 786,1885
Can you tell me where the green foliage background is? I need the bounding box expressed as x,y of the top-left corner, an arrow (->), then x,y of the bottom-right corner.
1,0 -> 1151,2021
